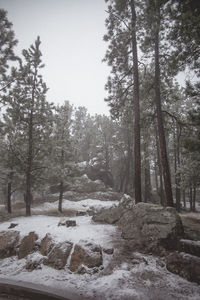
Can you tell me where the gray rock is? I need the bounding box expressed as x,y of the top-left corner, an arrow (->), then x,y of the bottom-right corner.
92,205 -> 122,224
118,203 -> 184,250
18,232 -> 38,259
166,251 -> 200,284
179,239 -> 200,257
103,247 -> 114,255
46,241 -> 73,269
0,230 -> 20,258
25,252 -> 45,271
72,174 -> 106,193
40,233 -> 55,256
58,219 -> 76,227
69,241 -> 103,272
76,211 -> 87,216
92,194 -> 134,224
8,223 -> 18,229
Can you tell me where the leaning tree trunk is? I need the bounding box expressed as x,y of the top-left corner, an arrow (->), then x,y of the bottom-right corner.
130,0 -> 141,203
154,17 -> 173,207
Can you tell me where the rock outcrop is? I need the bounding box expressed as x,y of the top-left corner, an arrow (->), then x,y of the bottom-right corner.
0,230 -> 20,258
18,232 -> 38,259
72,175 -> 106,193
25,252 -> 45,271
69,241 -> 103,272
92,194 -> 134,224
118,203 -> 184,251
166,252 -> 200,284
46,241 -> 73,269
40,233 -> 55,256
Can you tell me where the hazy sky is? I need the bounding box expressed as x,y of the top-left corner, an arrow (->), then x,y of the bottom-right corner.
0,0 -> 110,115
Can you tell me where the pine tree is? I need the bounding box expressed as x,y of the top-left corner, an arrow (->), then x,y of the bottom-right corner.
0,9 -> 18,94
50,101 -> 74,213
104,0 -> 142,202
5,37 -> 53,216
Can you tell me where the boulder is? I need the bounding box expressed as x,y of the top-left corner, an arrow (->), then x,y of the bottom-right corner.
0,230 -> 20,259
92,194 -> 134,224
25,252 -> 45,271
69,241 -> 103,273
40,233 -> 55,256
166,252 -> 200,284
46,241 -> 73,269
76,211 -> 87,216
92,205 -> 122,224
179,239 -> 200,257
18,232 -> 38,259
72,174 -> 106,193
8,223 -> 18,229
118,203 -> 184,251
58,219 -> 76,227
103,247 -> 114,255
86,165 -> 114,188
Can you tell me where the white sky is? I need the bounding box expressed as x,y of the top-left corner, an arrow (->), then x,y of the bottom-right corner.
0,0 -> 110,115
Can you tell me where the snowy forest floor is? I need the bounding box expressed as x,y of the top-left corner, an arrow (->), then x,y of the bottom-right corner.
0,193 -> 200,299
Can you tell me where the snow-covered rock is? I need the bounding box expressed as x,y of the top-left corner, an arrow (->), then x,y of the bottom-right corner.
118,203 -> 184,251
18,232 -> 38,259
92,194 -> 134,224
0,230 -> 20,258
25,252 -> 45,271
166,251 -> 200,284
69,241 -> 103,273
46,241 -> 73,270
40,233 -> 55,256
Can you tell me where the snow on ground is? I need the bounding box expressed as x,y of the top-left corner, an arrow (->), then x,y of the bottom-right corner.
0,215 -> 117,246
32,198 -> 119,214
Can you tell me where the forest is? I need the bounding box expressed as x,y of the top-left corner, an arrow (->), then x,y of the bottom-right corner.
0,0 -> 199,218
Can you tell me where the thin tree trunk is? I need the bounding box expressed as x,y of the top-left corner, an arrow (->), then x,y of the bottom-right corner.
58,180 -> 64,213
189,187 -> 193,211
130,0 -> 141,203
175,124 -> 181,211
7,181 -> 12,214
182,189 -> 186,209
154,13 -> 173,207
156,126 -> 164,205
192,185 -> 196,212
144,139 -> 151,203
58,148 -> 64,213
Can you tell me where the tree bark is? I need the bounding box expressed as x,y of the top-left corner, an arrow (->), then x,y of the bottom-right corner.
154,11 -> 173,207
175,124 -> 181,211
25,69 -> 37,216
156,126 -> 164,205
58,180 -> 64,213
7,181 -> 12,214
130,0 -> 141,203
58,148 -> 64,213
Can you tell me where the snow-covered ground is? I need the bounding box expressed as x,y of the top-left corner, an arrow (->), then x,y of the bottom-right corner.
32,198 -> 119,214
0,198 -> 200,299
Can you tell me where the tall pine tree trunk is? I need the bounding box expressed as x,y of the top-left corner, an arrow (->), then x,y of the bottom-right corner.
58,180 -> 64,213
156,126 -> 164,205
175,124 -> 181,211
58,149 -> 64,213
130,0 -> 141,203
26,109 -> 33,216
7,180 -> 12,214
154,16 -> 173,207
25,70 -> 36,216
